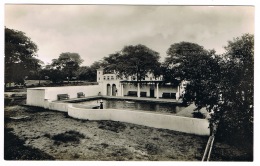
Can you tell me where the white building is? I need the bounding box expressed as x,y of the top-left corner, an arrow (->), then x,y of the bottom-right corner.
97,68 -> 187,100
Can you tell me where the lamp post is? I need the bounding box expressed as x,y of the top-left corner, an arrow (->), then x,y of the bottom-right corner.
100,99 -> 103,109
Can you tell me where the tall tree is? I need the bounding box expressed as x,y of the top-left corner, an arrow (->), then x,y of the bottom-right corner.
41,64 -> 65,84
50,52 -> 83,81
163,42 -> 207,82
103,44 -> 161,81
76,66 -> 97,82
215,34 -> 254,149
5,27 -> 39,86
26,58 -> 44,85
165,41 -> 221,110
165,36 -> 254,155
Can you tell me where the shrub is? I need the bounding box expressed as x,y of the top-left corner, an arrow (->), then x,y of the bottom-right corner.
98,121 -> 126,133
52,130 -> 85,144
145,143 -> 159,155
192,111 -> 205,119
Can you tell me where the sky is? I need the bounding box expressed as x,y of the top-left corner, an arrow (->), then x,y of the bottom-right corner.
4,5 -> 254,66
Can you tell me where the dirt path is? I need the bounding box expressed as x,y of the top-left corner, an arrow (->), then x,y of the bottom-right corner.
5,105 -> 208,161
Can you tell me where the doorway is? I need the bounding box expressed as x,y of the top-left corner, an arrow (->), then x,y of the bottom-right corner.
107,84 -> 111,96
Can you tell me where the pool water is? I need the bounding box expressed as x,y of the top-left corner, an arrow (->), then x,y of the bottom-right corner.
79,99 -> 185,114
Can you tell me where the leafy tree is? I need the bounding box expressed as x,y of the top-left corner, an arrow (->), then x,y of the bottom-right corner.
27,59 -> 44,84
165,35 -> 253,155
42,64 -> 64,84
103,44 -> 161,81
50,52 -> 83,81
76,66 -> 96,81
74,60 -> 103,82
90,61 -> 103,71
215,34 -> 254,149
165,42 -> 205,65
165,42 -> 221,111
163,42 -> 207,83
5,27 -> 39,87
102,52 -> 122,74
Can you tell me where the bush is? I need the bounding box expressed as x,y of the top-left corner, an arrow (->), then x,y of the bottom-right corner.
52,130 -> 85,144
98,121 -> 126,133
145,143 -> 159,155
192,111 -> 205,119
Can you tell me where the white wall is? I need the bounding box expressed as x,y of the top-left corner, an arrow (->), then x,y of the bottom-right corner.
48,102 -> 70,112
44,85 -> 101,101
101,80 -> 121,96
27,85 -> 101,107
27,88 -> 45,107
68,105 -> 210,136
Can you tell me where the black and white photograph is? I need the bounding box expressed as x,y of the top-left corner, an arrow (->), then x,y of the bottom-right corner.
2,0 -> 255,163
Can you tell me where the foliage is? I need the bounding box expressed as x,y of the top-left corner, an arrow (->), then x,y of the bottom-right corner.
98,121 -> 126,133
50,52 -> 83,81
5,27 -> 40,86
52,130 -> 85,144
145,143 -> 159,155
165,35 -> 253,150
76,66 -> 94,81
215,34 -> 254,147
102,44 -> 161,81
164,41 -> 221,109
163,42 -> 208,83
165,42 -> 205,66
45,52 -> 83,83
41,65 -> 65,84
76,61 -> 103,81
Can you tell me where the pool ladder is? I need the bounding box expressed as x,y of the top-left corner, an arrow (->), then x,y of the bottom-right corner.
202,135 -> 215,161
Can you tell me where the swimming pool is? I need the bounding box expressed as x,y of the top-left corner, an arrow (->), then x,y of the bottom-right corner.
78,99 -> 185,114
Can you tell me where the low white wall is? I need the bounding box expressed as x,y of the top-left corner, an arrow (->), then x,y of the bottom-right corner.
48,102 -> 71,112
44,85 -> 101,101
27,88 -> 46,107
68,105 -> 210,136
27,85 -> 101,107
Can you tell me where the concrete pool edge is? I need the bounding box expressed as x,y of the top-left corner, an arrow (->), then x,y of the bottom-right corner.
68,104 -> 210,136
26,89 -> 210,136
25,99 -> 210,136
59,95 -> 184,104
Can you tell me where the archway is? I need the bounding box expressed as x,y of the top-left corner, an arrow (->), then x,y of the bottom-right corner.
112,84 -> 117,96
107,84 -> 111,96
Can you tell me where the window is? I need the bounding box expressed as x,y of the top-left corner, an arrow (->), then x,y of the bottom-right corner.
111,76 -> 114,80
104,76 -> 106,80
107,76 -> 110,80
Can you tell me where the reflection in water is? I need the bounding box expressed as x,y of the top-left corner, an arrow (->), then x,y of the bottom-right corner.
80,99 -> 185,114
